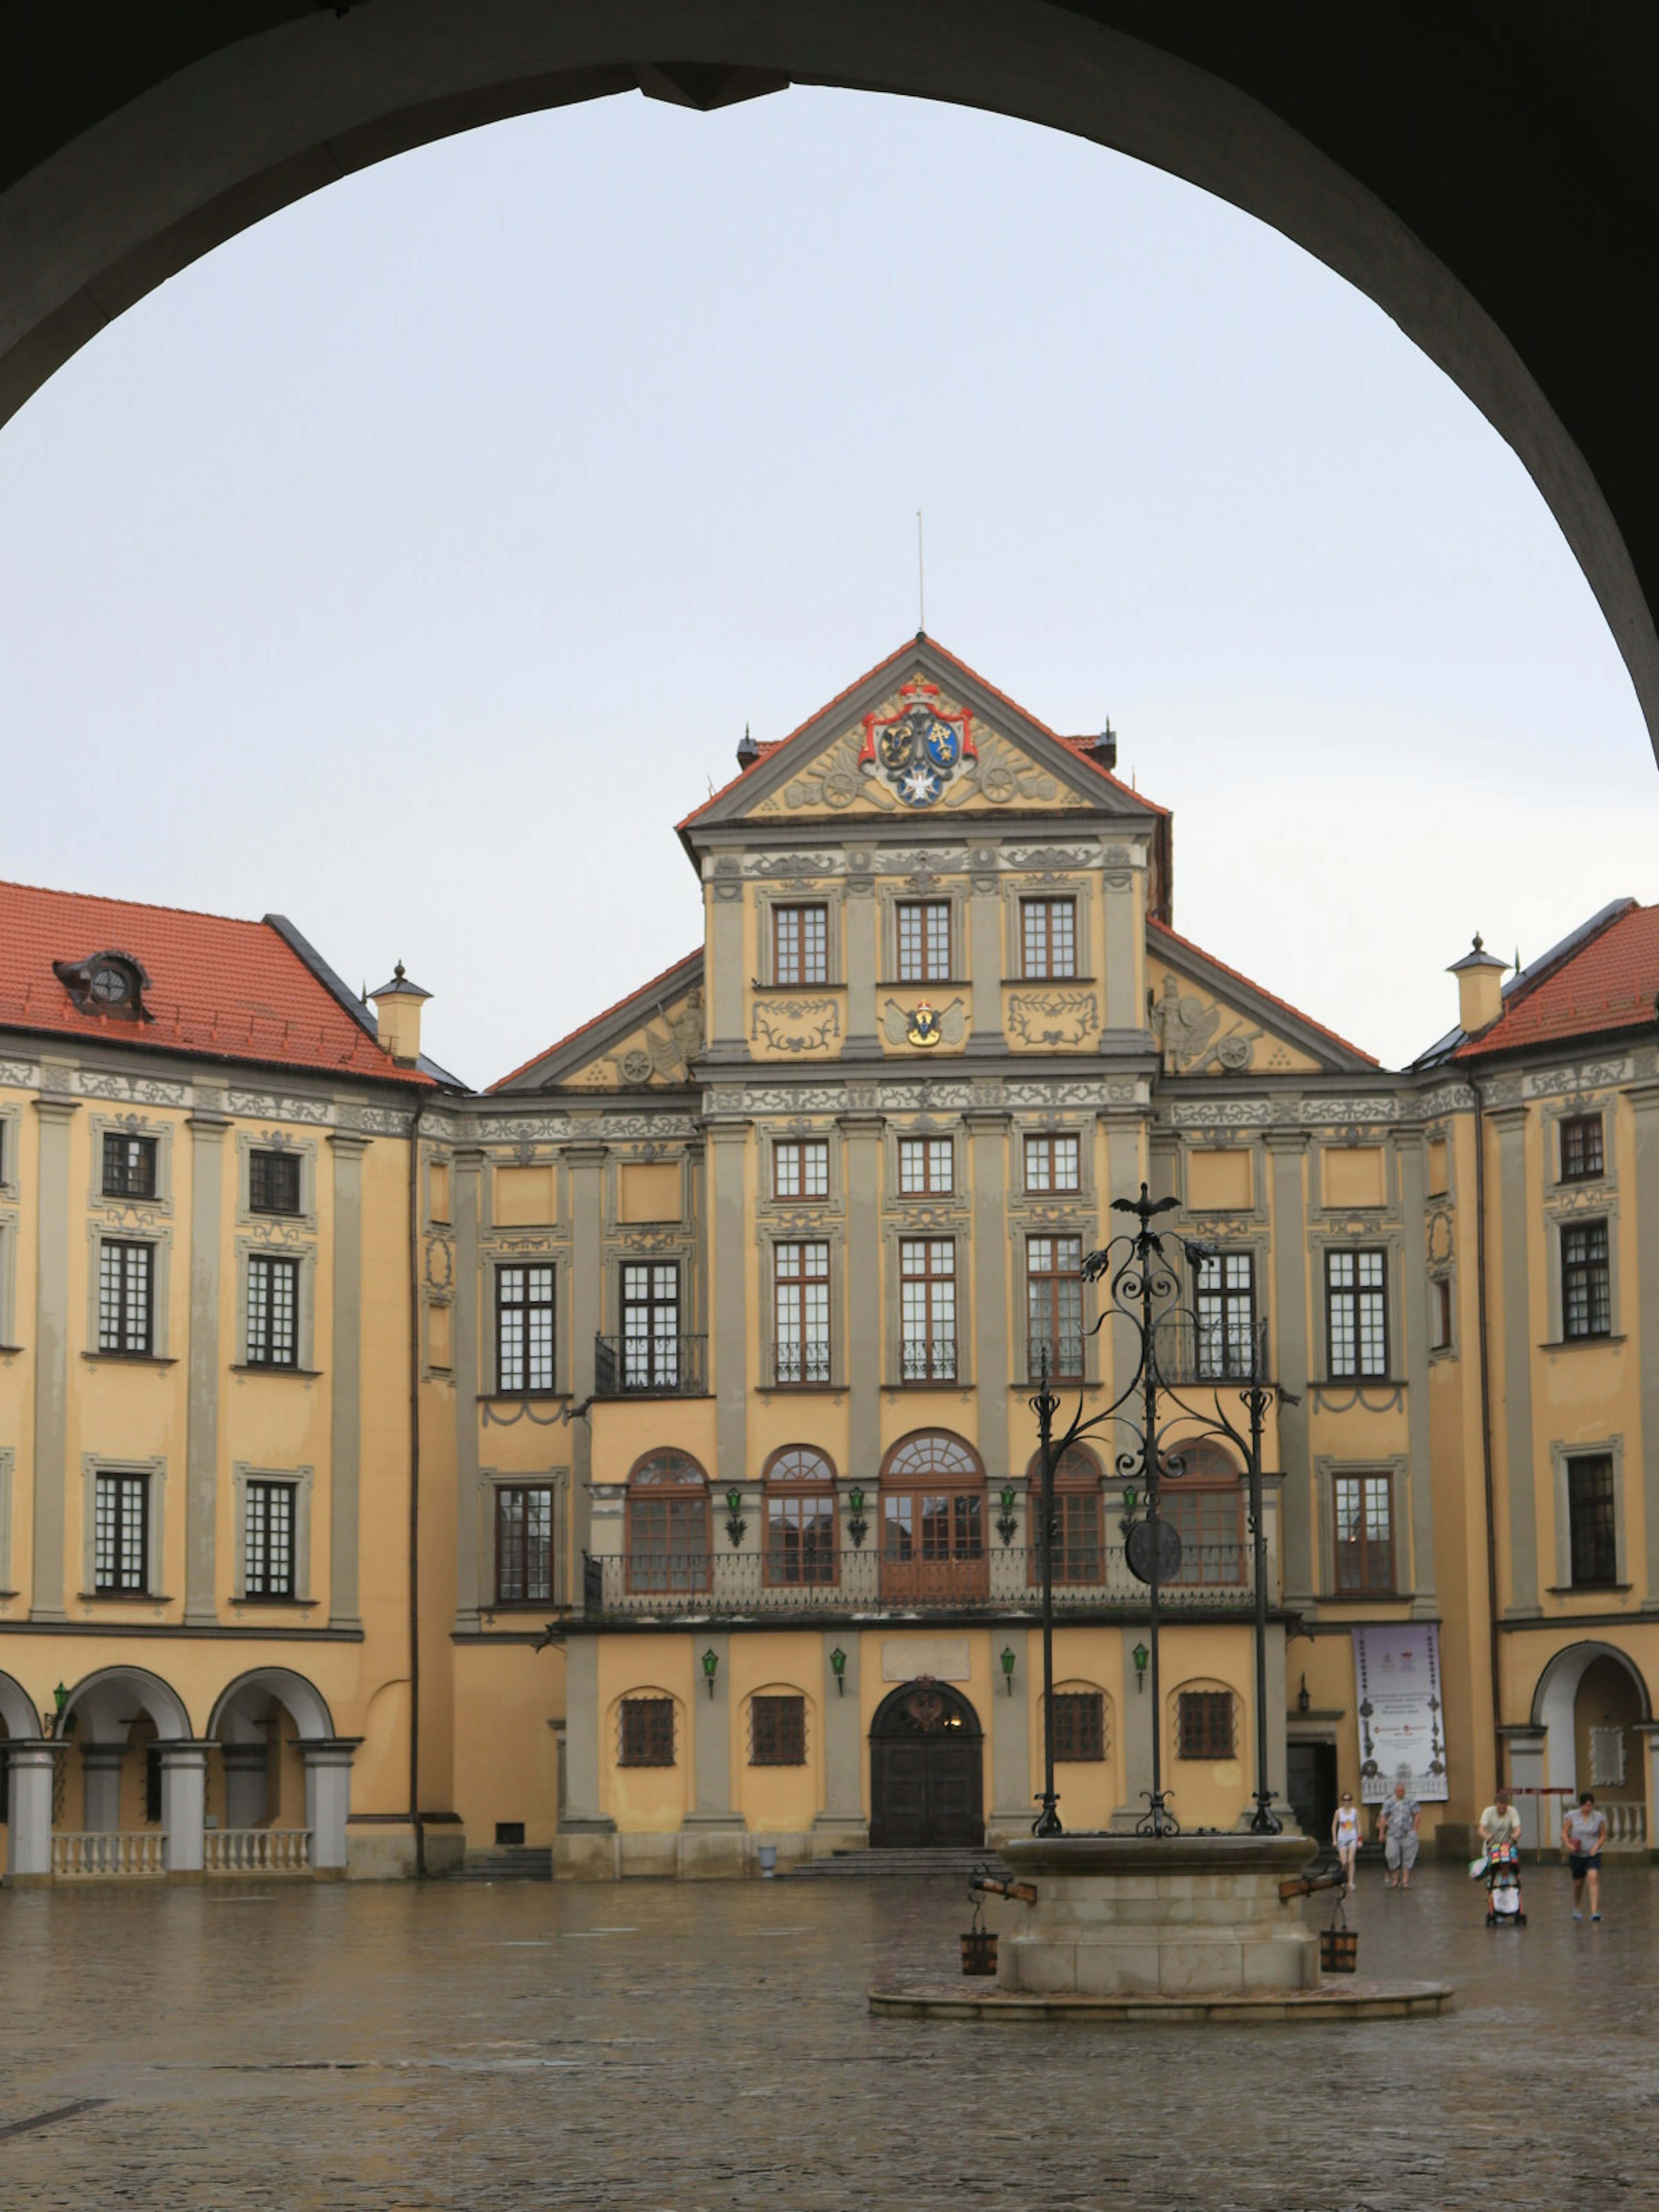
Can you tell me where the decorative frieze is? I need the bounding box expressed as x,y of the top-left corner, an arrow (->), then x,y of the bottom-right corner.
75,1069 -> 190,1106
1522,1057 -> 1634,1100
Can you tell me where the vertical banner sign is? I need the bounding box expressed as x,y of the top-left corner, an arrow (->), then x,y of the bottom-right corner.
1351,1624 -> 1449,1804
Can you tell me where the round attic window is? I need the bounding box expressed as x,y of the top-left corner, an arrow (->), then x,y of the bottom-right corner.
86,959 -> 133,1006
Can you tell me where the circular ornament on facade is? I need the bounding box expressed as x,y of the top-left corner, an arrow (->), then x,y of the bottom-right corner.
619,1049 -> 654,1086
981,764 -> 1017,804
822,770 -> 858,807
1125,1515 -> 1183,1585
1216,1032 -> 1253,1071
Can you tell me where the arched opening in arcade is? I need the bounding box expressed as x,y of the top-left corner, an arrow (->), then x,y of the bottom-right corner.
50,1665 -> 192,1877
207,1668 -> 353,1873
1530,1642 -> 1653,1853
868,1675 -> 984,1851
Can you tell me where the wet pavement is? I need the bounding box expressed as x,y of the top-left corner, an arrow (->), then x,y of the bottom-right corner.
0,1856 -> 1654,2209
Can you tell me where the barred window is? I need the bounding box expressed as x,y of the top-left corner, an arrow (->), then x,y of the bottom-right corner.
896,900 -> 952,982
98,1240 -> 153,1356
94,1470 -> 149,1595
898,1136 -> 953,1194
247,1253 -> 299,1368
1021,898 -> 1077,979
749,1694 -> 807,1766
775,1138 -> 829,1200
1560,1114 -> 1604,1183
1024,1133 -> 1080,1193
1050,1691 -> 1105,1762
774,1241 -> 830,1385
1562,1221 -> 1611,1341
619,1697 -> 676,1767
1027,1234 -> 1083,1381
1177,1690 -> 1236,1761
1195,1251 -> 1256,1379
899,1238 -> 956,1382
496,1484 -> 555,1605
1333,1472 -> 1394,1595
249,1148 -> 302,1215
1567,1454 -> 1618,1587
102,1132 -> 156,1199
245,1479 -> 296,1599
1326,1248 -> 1387,1378
497,1263 -> 555,1392
773,904 -> 828,986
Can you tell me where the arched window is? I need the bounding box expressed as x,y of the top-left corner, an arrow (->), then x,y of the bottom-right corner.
1026,1441 -> 1103,1585
1162,1440 -> 1245,1585
880,1431 -> 986,1599
626,1450 -> 710,1594
763,1446 -> 838,1587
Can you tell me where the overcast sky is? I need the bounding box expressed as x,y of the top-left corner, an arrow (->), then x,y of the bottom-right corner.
1,88 -> 1653,1087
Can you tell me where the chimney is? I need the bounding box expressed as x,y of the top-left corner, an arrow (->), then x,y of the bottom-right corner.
369,961 -> 431,1065
1448,934 -> 1506,1036
1086,716 -> 1118,773
735,722 -> 760,770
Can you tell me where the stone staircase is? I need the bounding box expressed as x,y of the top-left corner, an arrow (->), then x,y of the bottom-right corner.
447,1845 -> 553,1882
786,1848 -> 1011,1880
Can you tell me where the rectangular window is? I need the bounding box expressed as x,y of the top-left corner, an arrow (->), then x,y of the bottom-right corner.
496,1264 -> 556,1392
766,1491 -> 837,1586
249,1148 -> 302,1215
102,1131 -> 157,1199
898,1136 -> 953,1194
1562,1221 -> 1611,1340
749,1694 -> 807,1766
1567,1454 -> 1618,1587
621,1261 -> 680,1389
1021,897 -> 1077,979
94,1470 -> 149,1595
1177,1690 -> 1235,1760
244,1479 -> 296,1600
1432,1277 -> 1453,1351
899,1238 -> 957,1382
1024,1133 -> 1081,1193
1195,1251 -> 1257,1379
1560,1114 -> 1605,1183
495,1484 -> 554,1605
774,1240 -> 831,1385
774,1138 -> 829,1201
1027,1234 -> 1083,1380
1050,1690 -> 1105,1762
98,1240 -> 153,1356
246,1253 -> 300,1369
1333,1473 -> 1395,1595
619,1697 -> 676,1767
1326,1248 -> 1388,1378
896,900 -> 952,983
773,903 -> 828,987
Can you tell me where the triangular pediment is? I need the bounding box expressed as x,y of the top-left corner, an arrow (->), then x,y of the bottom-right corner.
489,952 -> 704,1094
681,637 -> 1161,836
1148,926 -> 1376,1078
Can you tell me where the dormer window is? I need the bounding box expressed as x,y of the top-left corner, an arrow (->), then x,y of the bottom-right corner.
54,950 -> 152,1021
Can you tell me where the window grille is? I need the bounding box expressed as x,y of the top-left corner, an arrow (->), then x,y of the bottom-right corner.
247,1253 -> 299,1368
98,1240 -> 153,1356
749,1694 -> 807,1766
497,1264 -> 556,1392
245,1479 -> 296,1599
1050,1691 -> 1106,1761
619,1697 -> 676,1767
1177,1690 -> 1236,1760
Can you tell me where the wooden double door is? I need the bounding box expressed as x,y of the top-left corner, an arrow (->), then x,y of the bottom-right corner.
869,1680 -> 984,1850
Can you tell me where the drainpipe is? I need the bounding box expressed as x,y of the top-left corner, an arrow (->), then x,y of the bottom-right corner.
1472,1079 -> 1504,1788
408,1096 -> 426,1875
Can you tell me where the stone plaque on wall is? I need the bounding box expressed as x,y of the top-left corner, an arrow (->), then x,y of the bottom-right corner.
882,1638 -> 971,1684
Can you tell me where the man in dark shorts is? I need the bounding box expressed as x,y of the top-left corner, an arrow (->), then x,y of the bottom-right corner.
1561,1790 -> 1608,1921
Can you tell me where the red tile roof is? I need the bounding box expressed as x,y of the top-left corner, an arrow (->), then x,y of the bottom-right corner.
1454,900 -> 1659,1058
677,635 -> 1167,827
0,878 -> 432,1085
1148,918 -> 1379,1067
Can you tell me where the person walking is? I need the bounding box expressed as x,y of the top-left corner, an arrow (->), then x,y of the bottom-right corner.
1332,1791 -> 1362,1887
1377,1777 -> 1421,1889
1561,1791 -> 1608,1921
1478,1785 -> 1522,1854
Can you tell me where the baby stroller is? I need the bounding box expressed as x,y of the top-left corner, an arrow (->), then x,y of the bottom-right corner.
1480,1838 -> 1526,1927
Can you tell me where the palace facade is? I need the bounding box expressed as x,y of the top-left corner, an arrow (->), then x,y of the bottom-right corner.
1,637 -> 1655,1881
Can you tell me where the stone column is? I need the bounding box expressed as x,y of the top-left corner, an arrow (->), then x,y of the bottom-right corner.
1637,1724 -> 1659,1850
5,1743 -> 61,1882
555,1632 -> 617,1878
158,1742 -> 210,1875
682,1630 -> 744,1875
566,1143 -> 607,1581
705,862 -> 746,1063
1112,1626 -> 1154,1830
221,1741 -> 269,1830
1490,1107 -> 1540,1614
29,1085 -> 79,1622
301,1738 -> 358,1870
708,1123 -> 749,1487
840,1116 -> 883,1483
1627,1086 -> 1659,1609
843,851 -> 878,1052
812,1630 -> 867,1851
988,1625 -> 1031,1842
326,1130 -> 370,1631
451,1147 -> 483,1630
964,850 -> 1005,1055
184,1106 -> 230,1626
1501,1724 -> 1548,1851
1265,1132 -> 1314,1608
966,1112 -> 1010,1476
79,1742 -> 124,1832
1397,1131 -> 1439,1618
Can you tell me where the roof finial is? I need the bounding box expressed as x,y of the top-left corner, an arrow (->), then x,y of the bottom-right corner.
735,722 -> 760,770
394,959 -> 406,982
1514,945 -> 1521,976
1471,931 -> 1484,954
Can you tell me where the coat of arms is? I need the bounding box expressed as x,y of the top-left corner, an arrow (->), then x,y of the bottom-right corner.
858,679 -> 976,808
884,997 -> 967,1050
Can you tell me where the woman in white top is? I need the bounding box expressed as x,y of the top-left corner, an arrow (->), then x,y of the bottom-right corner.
1332,1791 -> 1362,1885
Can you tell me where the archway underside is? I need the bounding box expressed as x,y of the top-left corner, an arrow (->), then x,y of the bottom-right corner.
3,5 -> 1656,750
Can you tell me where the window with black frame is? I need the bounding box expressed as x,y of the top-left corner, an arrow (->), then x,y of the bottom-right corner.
1049,1690 -> 1106,1761
621,1260 -> 679,1389
1567,1453 -> 1618,1586
98,1240 -> 153,1356
1195,1249 -> 1256,1379
249,1147 -> 302,1215
495,1484 -> 554,1605
1559,1114 -> 1605,1183
247,1252 -> 299,1368
749,1695 -> 807,1765
94,1469 -> 149,1595
1561,1221 -> 1611,1339
773,1241 -> 830,1385
102,1131 -> 156,1199
1326,1248 -> 1387,1378
244,1478 -> 296,1599
497,1263 -> 555,1393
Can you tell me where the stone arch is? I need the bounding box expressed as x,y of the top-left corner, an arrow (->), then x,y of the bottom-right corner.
0,1669 -> 38,1741
869,1678 -> 983,1849
870,1677 -> 982,1741
1531,1640 -> 1650,1805
880,1430 -> 983,1483
207,1667 -> 335,1743
57,1664 -> 191,1744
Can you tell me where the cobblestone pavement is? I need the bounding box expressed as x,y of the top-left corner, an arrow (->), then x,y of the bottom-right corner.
2,1856 -> 1655,2211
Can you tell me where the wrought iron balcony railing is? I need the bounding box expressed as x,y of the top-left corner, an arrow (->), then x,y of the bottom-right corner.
592,1333 -> 707,1398
899,1339 -> 958,1385
770,1343 -> 833,1388
1026,1335 -> 1086,1384
581,1542 -> 1255,1620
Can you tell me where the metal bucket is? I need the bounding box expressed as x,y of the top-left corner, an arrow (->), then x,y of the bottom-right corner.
960,1928 -> 998,1976
1319,1926 -> 1359,1974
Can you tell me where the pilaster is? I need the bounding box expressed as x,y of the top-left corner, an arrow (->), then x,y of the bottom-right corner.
966,1111 -> 1009,1476
301,1738 -> 360,1870
964,858 -> 1005,1055
843,852 -> 878,1052
451,1147 -> 483,1630
1490,1106 -> 1540,1613
682,1631 -> 744,1874
158,1741 -> 212,1876
709,1124 -> 749,1486
29,1085 -> 78,1622
1397,1131 -> 1439,1615
1265,1131 -> 1313,1607
326,1130 -> 370,1631
184,1106 -> 230,1626
813,1630 -> 867,1848
988,1625 -> 1030,1837
1627,1087 -> 1659,1607
3,1743 -> 63,1882
839,1115 -> 884,1481
567,1142 -> 607,1578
